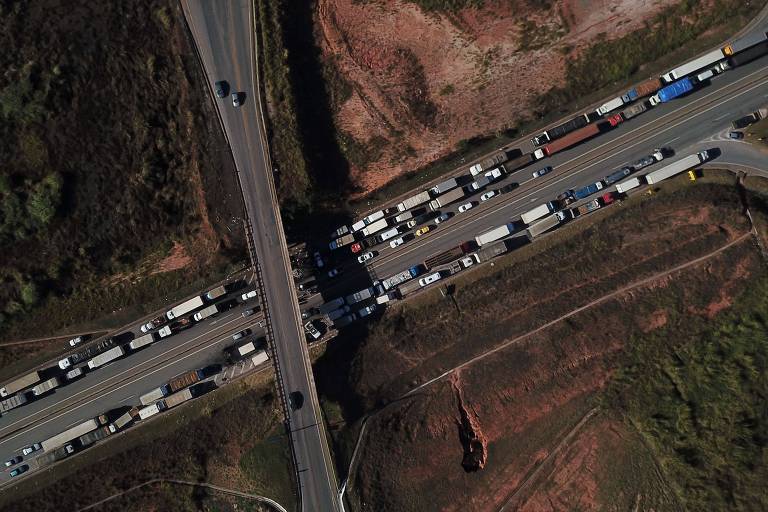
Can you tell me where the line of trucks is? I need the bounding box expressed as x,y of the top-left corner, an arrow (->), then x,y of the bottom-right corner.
330,30 -> 768,248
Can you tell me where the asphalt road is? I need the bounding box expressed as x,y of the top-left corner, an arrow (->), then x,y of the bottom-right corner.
180,2 -> 340,511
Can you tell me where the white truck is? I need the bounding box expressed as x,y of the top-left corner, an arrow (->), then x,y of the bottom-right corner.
394,211 -> 413,224
235,341 -> 257,358
363,210 -> 385,225
429,187 -> 466,211
377,227 -> 401,243
396,191 -> 431,212
140,387 -> 168,406
526,212 -> 567,239
520,202 -> 554,225
87,346 -> 125,370
164,388 -> 194,409
204,285 -> 227,301
645,151 -> 708,185
128,333 -> 156,351
1,371 -> 41,397
362,218 -> 389,237
42,418 -> 99,451
32,377 -> 61,397
109,409 -> 138,433
138,402 -> 166,420
251,350 -> 269,366
345,287 -> 375,305
166,296 -> 205,320
193,304 -> 221,322
430,178 -> 458,196
596,96 -> 625,116
616,177 -> 642,194
475,223 -> 514,246
661,49 -> 725,83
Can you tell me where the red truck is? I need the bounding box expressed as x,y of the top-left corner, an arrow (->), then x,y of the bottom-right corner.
534,122 -> 603,159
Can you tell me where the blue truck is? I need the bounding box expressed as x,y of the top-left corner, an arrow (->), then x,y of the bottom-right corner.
569,181 -> 604,201
650,77 -> 693,106
381,265 -> 421,291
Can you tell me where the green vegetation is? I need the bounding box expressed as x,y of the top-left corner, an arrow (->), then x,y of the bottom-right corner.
0,0 -> 246,341
1,374 -> 295,512
746,117 -> 768,146
606,276 -> 768,510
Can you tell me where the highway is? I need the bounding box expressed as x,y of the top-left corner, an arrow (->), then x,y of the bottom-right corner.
181,1 -> 341,511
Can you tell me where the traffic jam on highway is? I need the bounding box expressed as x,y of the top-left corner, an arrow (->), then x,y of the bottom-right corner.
0,282 -> 271,480
1,29 -> 766,483
310,31 -> 768,328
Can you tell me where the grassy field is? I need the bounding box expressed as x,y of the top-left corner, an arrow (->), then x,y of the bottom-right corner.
313,172 -> 768,510
0,371 -> 295,512
0,1 -> 247,342
345,0 -> 765,214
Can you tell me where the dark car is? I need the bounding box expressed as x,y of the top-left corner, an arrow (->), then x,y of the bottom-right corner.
4,456 -> 22,468
728,131 -> 744,140
499,183 -> 519,194
289,391 -> 304,411
214,81 -> 228,98
9,464 -> 28,478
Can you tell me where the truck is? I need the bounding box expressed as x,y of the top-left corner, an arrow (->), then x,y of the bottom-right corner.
661,49 -> 725,83
650,77 -> 694,105
470,150 -> 512,175
65,367 -> 85,381
604,167 -> 632,185
534,123 -> 602,159
87,346 -> 125,370
723,31 -> 768,56
328,308 -> 349,321
424,245 -> 468,269
78,426 -> 112,448
396,191 -> 431,212
351,219 -> 367,232
363,210 -> 385,225
570,181 -> 604,201
109,408 -> 139,433
140,386 -> 167,406
503,153 -> 537,174
616,177 -> 642,194
204,285 -> 227,301
138,402 -> 166,420
526,212 -> 565,239
0,393 -> 28,413
251,350 -> 270,366
521,202 -> 554,225
475,223 -> 515,246
128,333 -> 156,351
42,418 -> 99,452
166,369 -> 205,394
345,287 -> 375,305
476,240 -> 509,262
469,175 -> 491,191
0,371 -> 41,397
166,295 -> 205,320
732,111 -> 763,129
32,377 -> 60,397
361,217 -> 389,237
537,114 -> 591,144
596,96 -> 625,116
645,151 -> 709,185
620,102 -> 648,120
429,187 -> 466,211
193,304 -> 221,322
382,265 -> 421,290
575,199 -> 601,216
430,177 -> 458,195
329,233 -> 356,250
621,78 -> 661,103
397,278 -> 424,298
318,298 -> 345,315
377,227 -> 401,243
394,211 -> 414,224
234,341 -> 257,358
37,444 -> 75,467
164,388 -> 194,409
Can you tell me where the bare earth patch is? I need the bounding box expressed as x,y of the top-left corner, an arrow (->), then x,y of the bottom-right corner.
317,0 -> 680,195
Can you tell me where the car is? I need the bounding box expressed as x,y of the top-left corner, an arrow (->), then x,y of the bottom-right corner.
389,237 -> 404,248
232,329 -> 250,341
58,357 -> 72,370
313,251 -> 324,268
232,92 -> 241,107
434,212 -> 451,224
9,465 -> 28,478
214,81 -> 227,98
350,242 -> 363,254
304,321 -> 321,340
68,336 -> 83,347
242,308 -> 256,318
633,155 -> 655,169
22,444 -> 41,456
418,272 -> 442,287
358,304 -> 377,318
607,113 -> 624,127
415,226 -> 431,236
458,202 -> 474,213
241,290 -> 258,301
406,220 -> 417,229
357,252 -> 375,264
499,183 -> 519,194
480,191 -> 496,202
140,323 -> 150,333
4,456 -> 22,468
532,166 -> 552,178
289,391 -> 304,411
327,268 -> 340,278
728,131 -> 744,140
485,168 -> 503,180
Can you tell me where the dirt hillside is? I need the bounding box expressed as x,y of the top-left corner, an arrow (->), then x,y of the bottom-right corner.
317,0 -> 680,195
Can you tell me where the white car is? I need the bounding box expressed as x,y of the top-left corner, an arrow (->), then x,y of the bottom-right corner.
304,321 -> 321,340
434,213 -> 451,224
241,290 -> 258,301
406,220 -> 417,229
480,191 -> 496,202
58,357 -> 72,370
68,336 -> 83,347
418,272 -> 442,287
22,443 -> 41,456
389,237 -> 405,248
232,92 -> 241,107
485,168 -> 502,180
357,252 -> 375,264
458,202 -> 474,213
